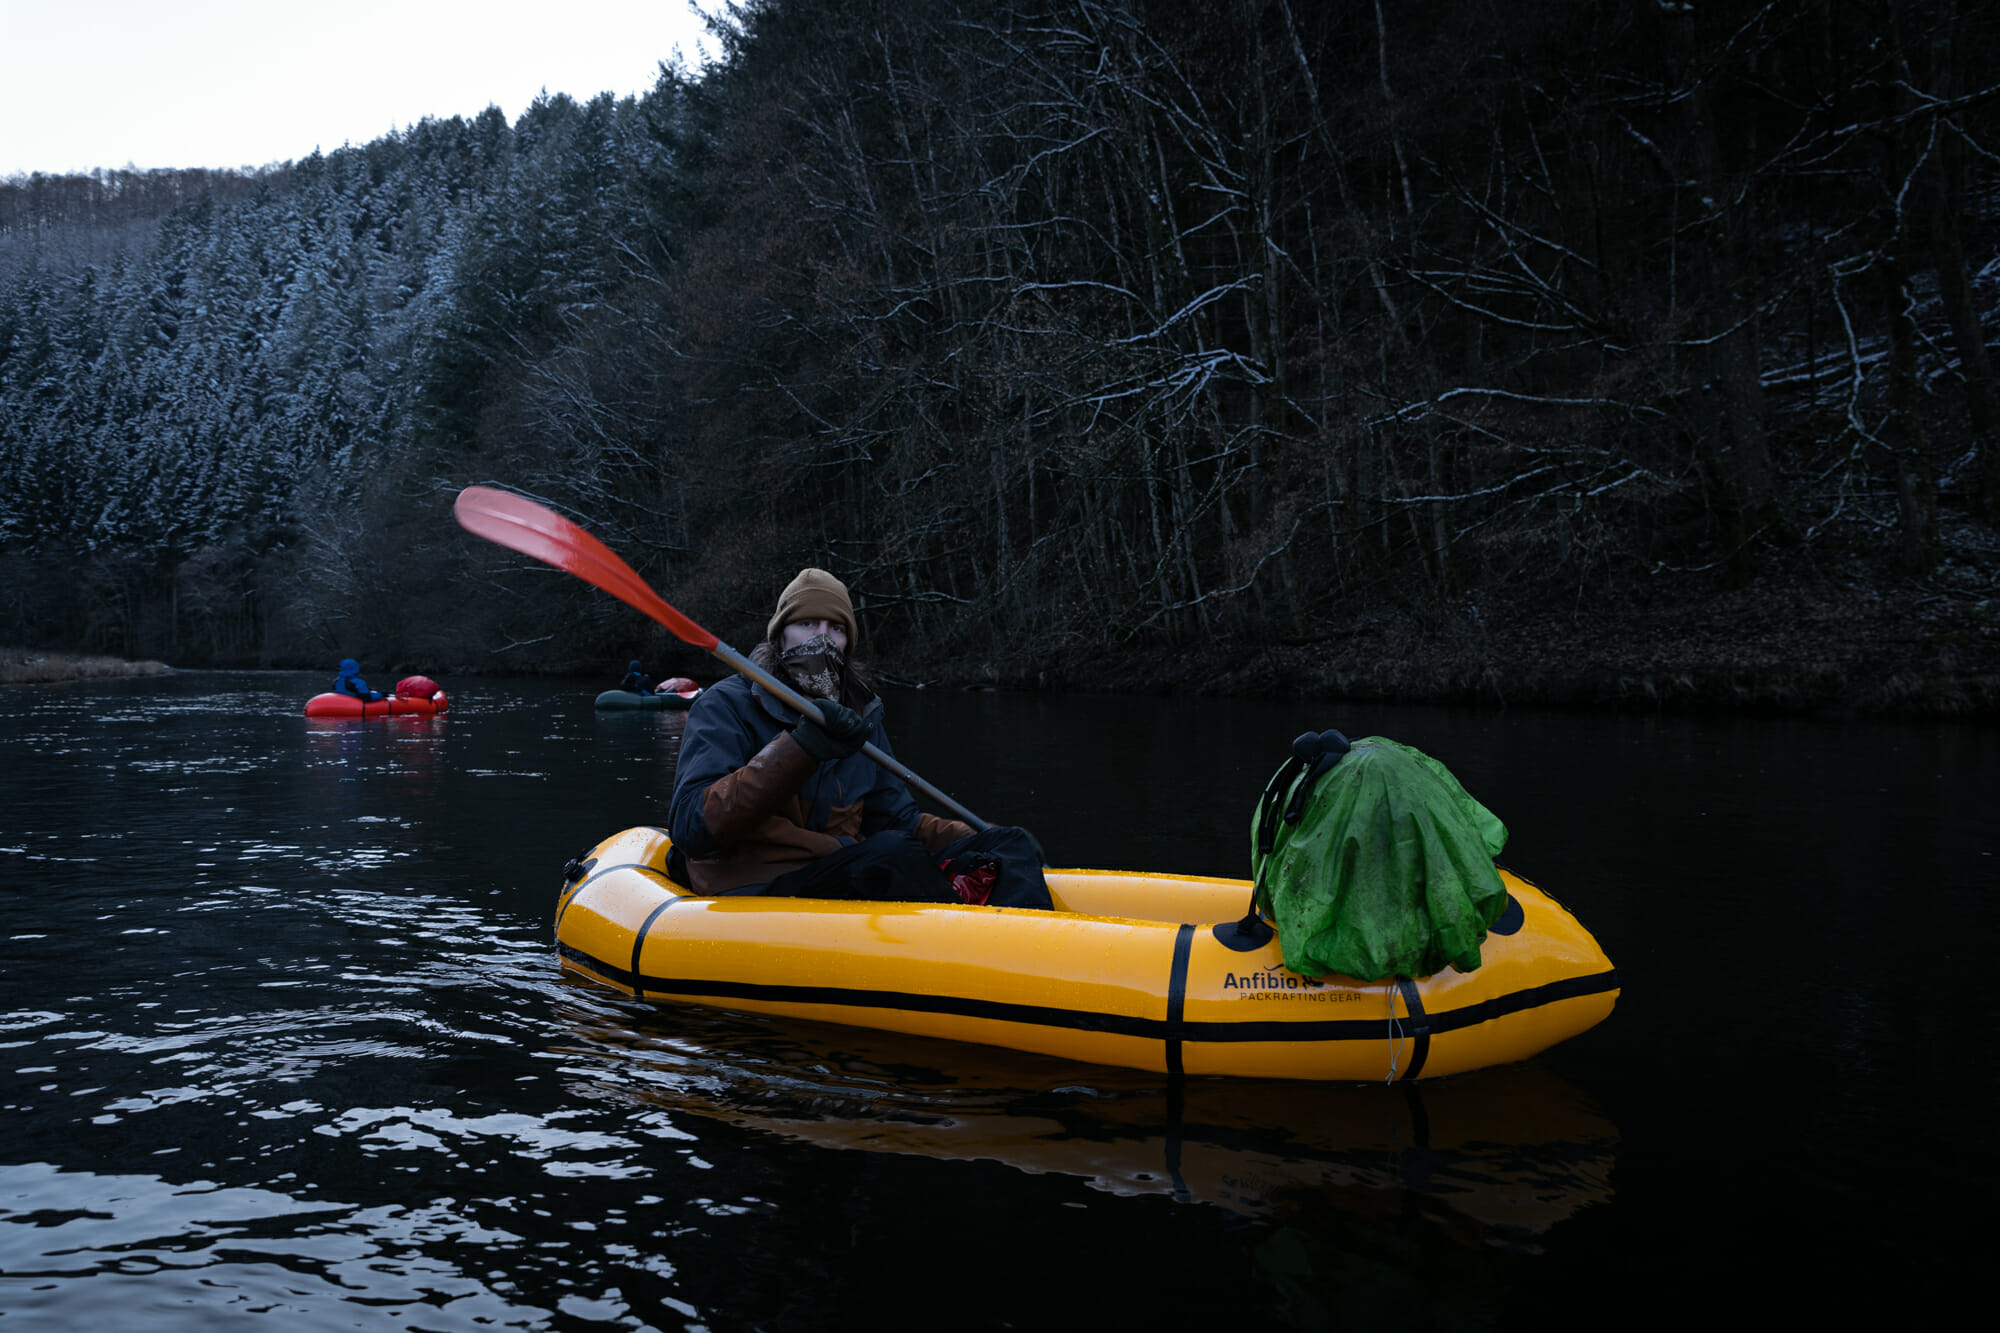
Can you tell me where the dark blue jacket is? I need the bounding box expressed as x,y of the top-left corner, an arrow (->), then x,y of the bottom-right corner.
334,659 -> 381,701
669,673 -> 933,893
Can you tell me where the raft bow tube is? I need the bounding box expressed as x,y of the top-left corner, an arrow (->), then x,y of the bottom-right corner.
556,826 -> 1618,1082
304,691 -> 450,718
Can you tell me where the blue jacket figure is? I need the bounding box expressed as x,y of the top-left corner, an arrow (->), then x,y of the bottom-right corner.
617,661 -> 657,695
334,659 -> 383,702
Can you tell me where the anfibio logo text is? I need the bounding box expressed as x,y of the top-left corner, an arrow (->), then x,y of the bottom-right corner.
1221,966 -> 1364,1001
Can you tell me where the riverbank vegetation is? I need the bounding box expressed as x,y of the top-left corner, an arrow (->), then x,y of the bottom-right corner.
3,0 -> 1997,714
1,649 -> 170,685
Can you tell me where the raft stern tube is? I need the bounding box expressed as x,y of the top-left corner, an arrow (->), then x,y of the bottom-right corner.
556,826 -> 1617,1082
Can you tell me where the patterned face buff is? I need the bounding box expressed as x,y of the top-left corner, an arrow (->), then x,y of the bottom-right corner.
779,634 -> 845,700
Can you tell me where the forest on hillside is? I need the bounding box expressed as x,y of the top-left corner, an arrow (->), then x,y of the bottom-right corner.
3,0 -> 1997,708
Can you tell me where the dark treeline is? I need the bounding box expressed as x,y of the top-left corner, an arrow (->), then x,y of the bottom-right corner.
3,0 -> 1997,693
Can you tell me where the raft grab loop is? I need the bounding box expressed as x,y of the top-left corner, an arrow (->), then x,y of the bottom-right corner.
1389,979 -> 1433,1082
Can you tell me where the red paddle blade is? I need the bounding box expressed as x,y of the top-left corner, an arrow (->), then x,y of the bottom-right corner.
453,486 -> 720,652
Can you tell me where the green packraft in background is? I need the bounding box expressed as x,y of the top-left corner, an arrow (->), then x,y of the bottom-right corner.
1250,733 -> 1510,981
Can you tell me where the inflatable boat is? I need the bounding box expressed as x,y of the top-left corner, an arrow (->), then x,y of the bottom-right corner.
594,685 -> 700,711
304,690 -> 450,718
555,826 -> 1618,1082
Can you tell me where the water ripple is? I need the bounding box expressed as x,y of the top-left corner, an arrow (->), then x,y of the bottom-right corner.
0,1162 -> 694,1331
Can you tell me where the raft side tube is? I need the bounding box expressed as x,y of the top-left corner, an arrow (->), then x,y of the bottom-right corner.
595,689 -> 695,711
304,691 -> 450,718
560,878 -> 1182,1073
1047,868 -> 1250,924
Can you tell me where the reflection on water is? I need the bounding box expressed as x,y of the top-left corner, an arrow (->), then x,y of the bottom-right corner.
555,996 -> 1617,1250
0,1160 -> 660,1330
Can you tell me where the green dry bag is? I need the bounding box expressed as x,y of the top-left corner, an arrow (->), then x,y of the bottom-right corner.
1250,734 -> 1510,981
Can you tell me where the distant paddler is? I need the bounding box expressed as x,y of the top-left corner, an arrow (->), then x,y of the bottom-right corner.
333,658 -> 383,702
616,660 -> 660,695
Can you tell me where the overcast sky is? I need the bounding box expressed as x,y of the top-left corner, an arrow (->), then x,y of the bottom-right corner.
0,1 -> 725,178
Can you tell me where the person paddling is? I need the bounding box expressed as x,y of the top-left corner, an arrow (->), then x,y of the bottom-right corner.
668,569 -> 1051,907
333,659 -> 383,702
617,660 -> 658,695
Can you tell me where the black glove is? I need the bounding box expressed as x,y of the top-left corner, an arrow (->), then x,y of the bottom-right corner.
792,701 -> 868,762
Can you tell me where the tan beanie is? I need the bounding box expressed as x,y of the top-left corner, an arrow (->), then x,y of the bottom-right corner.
767,567 -> 858,646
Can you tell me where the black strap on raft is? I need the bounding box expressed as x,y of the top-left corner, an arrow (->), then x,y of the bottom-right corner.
1215,729 -> 1350,952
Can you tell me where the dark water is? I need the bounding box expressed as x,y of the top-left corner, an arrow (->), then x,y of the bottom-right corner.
2,672 -> 1992,1329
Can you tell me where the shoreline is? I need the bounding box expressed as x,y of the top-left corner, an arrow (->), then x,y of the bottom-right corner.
10,557 -> 1996,719
1,650 -> 172,686
996,632 -> 2000,718
7,649 -> 1991,717
8,640 -> 1992,718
